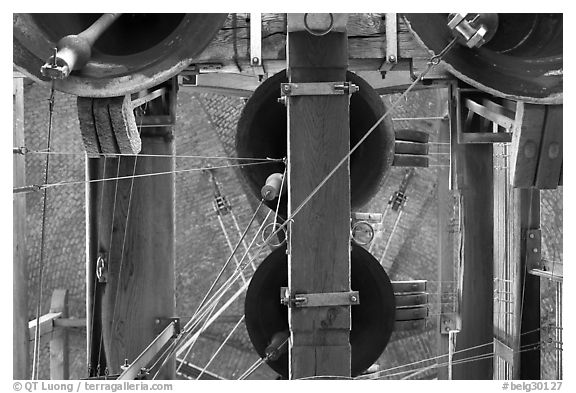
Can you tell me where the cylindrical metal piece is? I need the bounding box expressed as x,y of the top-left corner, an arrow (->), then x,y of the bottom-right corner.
261,173 -> 285,201
41,14 -> 122,79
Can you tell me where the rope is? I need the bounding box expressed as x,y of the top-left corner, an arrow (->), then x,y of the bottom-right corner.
196,315 -> 246,380
14,161 -> 279,193
17,149 -> 281,162
357,326 -> 543,380
31,83 -> 55,380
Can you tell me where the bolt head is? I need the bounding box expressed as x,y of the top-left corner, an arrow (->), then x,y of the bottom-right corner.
350,295 -> 358,302
529,233 -> 535,239
533,248 -> 539,253
388,55 -> 397,63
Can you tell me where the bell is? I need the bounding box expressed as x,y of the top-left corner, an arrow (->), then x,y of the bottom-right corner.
236,70 -> 396,217
244,244 -> 396,378
13,13 -> 227,97
404,13 -> 563,104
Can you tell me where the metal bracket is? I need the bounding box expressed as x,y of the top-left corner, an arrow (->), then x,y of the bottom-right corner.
153,317 -> 180,335
440,312 -> 461,335
96,255 -> 107,283
385,13 -> 398,64
448,13 -> 488,49
280,82 -> 359,97
250,13 -> 265,76
280,287 -> 360,308
525,229 -> 542,270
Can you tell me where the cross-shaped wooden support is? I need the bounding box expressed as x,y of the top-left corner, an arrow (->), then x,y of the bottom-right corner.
285,13 -> 352,379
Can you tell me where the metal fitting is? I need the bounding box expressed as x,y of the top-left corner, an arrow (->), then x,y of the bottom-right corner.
447,13 -> 489,49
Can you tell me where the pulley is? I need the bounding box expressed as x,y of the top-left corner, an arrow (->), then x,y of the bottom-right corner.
244,244 -> 396,378
236,70 -> 396,217
13,13 -> 227,97
404,13 -> 562,104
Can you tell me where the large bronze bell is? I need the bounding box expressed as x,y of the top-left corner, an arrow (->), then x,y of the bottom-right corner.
244,244 -> 396,378
404,13 -> 562,104
13,13 -> 227,97
236,70 -> 396,217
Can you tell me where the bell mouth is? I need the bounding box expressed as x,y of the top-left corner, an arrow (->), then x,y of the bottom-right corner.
236,70 -> 395,217
32,14 -> 187,57
244,244 -> 396,378
404,13 -> 562,104
13,13 -> 227,97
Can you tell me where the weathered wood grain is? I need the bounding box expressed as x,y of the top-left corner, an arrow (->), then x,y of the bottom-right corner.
13,75 -> 29,379
287,28 -> 351,378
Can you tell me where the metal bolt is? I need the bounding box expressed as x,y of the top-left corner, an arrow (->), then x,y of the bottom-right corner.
529,233 -> 535,239
283,84 -> 291,92
350,295 -> 358,303
252,56 -> 260,65
155,318 -> 160,324
388,55 -> 396,63
533,248 -> 539,253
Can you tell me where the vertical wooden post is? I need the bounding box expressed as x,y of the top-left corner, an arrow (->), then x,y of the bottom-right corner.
519,189 -> 540,379
13,73 -> 30,379
286,15 -> 351,379
50,289 -> 69,379
452,89 -> 494,380
87,88 -> 176,378
436,92 -> 456,379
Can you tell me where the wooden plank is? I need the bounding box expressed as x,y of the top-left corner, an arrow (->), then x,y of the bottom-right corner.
452,86 -> 494,379
287,26 -> 351,379
392,280 -> 427,293
108,95 -> 141,154
464,99 -> 514,130
50,289 -> 69,379
13,74 -> 29,379
395,293 -> 428,307
395,306 -> 428,321
436,106 -> 456,380
93,98 -> 119,154
459,132 -> 512,144
77,97 -> 101,156
91,97 -> 176,378
519,190 -> 541,379
28,312 -> 63,340
510,103 -> 547,188
395,319 -> 426,331
535,105 -> 562,189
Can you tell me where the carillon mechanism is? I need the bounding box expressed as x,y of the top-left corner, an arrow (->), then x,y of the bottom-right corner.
236,70 -> 396,217
13,11 -> 563,382
244,244 -> 396,378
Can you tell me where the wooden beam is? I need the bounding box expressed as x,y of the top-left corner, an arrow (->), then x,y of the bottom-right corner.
535,105 -> 562,189
87,82 -> 177,378
452,85 -> 494,379
28,312 -> 63,341
519,189 -> 541,379
436,95 -> 457,379
287,18 -> 351,379
50,289 -> 69,379
509,103 -> 546,188
188,13 -> 448,79
13,74 -> 29,379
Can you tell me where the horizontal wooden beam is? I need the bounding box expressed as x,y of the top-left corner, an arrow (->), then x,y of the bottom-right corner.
28,312 -> 62,341
188,13 -> 449,79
